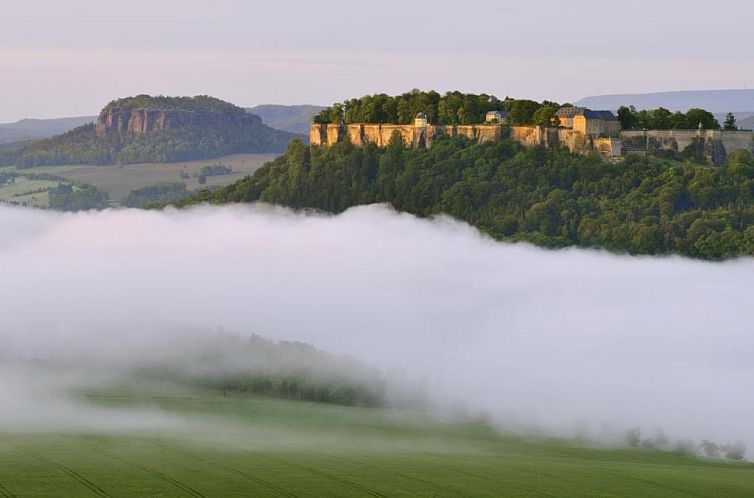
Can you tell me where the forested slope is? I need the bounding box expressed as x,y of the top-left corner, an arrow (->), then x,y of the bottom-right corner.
177,136 -> 754,260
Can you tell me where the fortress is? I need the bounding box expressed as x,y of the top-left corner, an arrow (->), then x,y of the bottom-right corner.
310,108 -> 754,166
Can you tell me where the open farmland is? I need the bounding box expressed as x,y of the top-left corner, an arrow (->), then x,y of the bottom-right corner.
0,386 -> 752,498
0,153 -> 277,205
0,176 -> 61,208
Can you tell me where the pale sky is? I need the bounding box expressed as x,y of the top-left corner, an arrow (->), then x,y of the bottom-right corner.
1,0 -> 753,122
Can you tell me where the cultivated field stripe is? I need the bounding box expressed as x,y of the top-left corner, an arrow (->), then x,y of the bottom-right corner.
219,465 -> 298,497
587,465 -> 708,498
303,450 -> 474,498
96,449 -> 206,498
26,451 -> 111,497
431,453 -> 563,497
0,482 -> 17,498
260,454 -> 389,498
147,440 -> 299,498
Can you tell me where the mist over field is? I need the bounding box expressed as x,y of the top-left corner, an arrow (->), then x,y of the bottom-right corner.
1,204 -> 752,452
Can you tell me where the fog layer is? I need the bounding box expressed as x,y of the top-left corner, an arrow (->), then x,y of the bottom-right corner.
1,204 -> 752,448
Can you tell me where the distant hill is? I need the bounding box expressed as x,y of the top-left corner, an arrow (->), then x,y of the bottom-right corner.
0,95 -> 300,167
739,115 -> 754,130
247,104 -> 325,136
576,89 -> 754,113
0,116 -> 96,145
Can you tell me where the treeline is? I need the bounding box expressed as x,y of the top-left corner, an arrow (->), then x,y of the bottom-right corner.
48,183 -> 109,211
0,122 -> 294,167
313,90 -> 561,126
136,334 -> 389,407
0,169 -> 108,211
618,106 -> 722,130
177,136 -> 754,260
122,182 -> 190,208
625,427 -> 746,462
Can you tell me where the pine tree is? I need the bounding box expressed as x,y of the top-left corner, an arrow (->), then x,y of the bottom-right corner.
723,112 -> 737,130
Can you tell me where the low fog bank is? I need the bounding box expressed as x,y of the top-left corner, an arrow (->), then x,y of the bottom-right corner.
1,204 -> 753,454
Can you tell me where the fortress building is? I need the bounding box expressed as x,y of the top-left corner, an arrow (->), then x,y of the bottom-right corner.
555,107 -> 621,137
311,107 -> 754,165
485,110 -> 509,124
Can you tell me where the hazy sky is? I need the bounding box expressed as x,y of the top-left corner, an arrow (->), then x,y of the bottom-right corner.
2,204 -> 754,452
1,0 -> 753,121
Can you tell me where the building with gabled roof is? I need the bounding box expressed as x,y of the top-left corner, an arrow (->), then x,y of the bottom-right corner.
485,110 -> 509,124
555,107 -> 620,137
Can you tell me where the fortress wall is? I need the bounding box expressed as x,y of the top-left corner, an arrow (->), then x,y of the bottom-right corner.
510,126 -> 544,147
620,130 -> 698,151
361,125 -> 417,147
311,124 -> 503,148
620,130 -> 753,154
326,124 -> 342,146
476,125 -> 503,143
558,129 -> 591,153
347,124 -> 365,146
593,138 -> 623,158
620,130 -> 753,164
310,124 -> 754,165
310,124 -> 327,145
425,125 -> 449,147
713,130 -> 754,155
455,126 -> 477,141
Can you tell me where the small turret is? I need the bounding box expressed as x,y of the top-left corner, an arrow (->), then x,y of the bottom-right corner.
414,112 -> 428,127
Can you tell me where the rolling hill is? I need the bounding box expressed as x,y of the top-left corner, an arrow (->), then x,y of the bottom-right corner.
0,116 -> 96,145
1,384 -> 752,497
576,89 -> 754,113
247,104 -> 326,136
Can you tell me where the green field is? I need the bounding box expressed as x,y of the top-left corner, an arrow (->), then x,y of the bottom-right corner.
0,153 -> 276,205
0,386 -> 751,497
0,176 -> 59,207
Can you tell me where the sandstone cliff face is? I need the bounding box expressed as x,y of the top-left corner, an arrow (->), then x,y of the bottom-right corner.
311,124 -> 506,148
310,123 -> 754,165
96,108 -> 262,135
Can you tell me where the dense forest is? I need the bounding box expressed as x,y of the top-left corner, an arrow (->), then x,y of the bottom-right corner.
176,136 -> 754,260
102,95 -> 242,114
122,182 -> 190,208
313,90 -> 561,126
0,96 -> 297,167
48,182 -> 109,211
314,90 -> 725,131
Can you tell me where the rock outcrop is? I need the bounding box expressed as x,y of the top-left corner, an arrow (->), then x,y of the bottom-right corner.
96,108 -> 262,135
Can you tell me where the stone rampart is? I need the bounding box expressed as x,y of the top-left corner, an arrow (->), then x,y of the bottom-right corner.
310,123 -> 754,165
620,130 -> 754,165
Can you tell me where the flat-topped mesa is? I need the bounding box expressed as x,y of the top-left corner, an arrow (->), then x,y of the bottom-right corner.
95,107 -> 262,135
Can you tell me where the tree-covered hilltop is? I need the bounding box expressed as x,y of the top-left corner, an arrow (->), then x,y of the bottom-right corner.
176,136 -> 754,260
313,89 -> 562,126
315,90 -> 726,131
101,94 -> 242,114
0,96 -> 299,167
